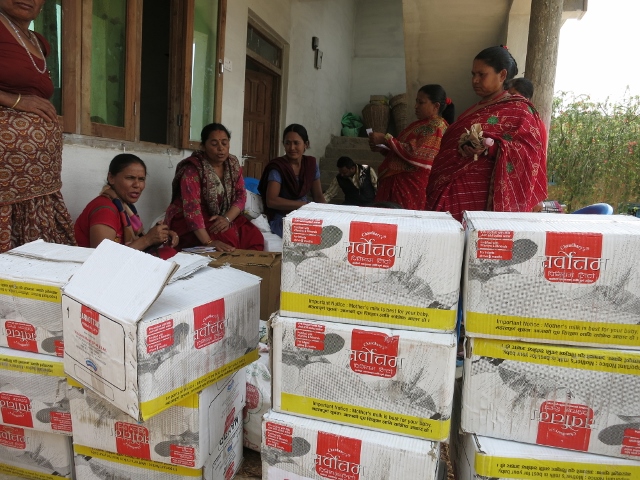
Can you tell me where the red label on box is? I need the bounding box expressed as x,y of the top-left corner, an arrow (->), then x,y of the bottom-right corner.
347,221 -> 399,269
80,305 -> 100,335
316,431 -> 362,480
544,232 -> 604,284
0,425 -> 26,449
265,422 -> 293,452
146,319 -> 175,353
350,329 -> 400,378
225,408 -> 236,434
536,401 -> 594,451
4,321 -> 37,352
193,299 -> 225,350
114,422 -> 151,459
54,339 -> 64,357
291,218 -> 323,244
0,393 -> 33,428
476,231 -> 514,260
295,322 -> 326,350
225,462 -> 235,480
50,411 -> 72,433
622,429 -> 640,456
170,444 -> 196,467
478,230 -> 514,240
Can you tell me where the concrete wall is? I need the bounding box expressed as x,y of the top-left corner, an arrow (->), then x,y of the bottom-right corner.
350,0 -> 406,117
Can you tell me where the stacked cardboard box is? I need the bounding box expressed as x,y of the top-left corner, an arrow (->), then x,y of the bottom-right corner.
457,212 -> 640,475
265,204 -> 466,479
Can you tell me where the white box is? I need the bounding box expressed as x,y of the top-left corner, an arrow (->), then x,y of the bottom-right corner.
0,347 -> 72,435
243,350 -> 271,451
262,410 -> 441,480
456,433 -> 640,480
244,190 -> 263,219
0,425 -> 74,478
69,369 -> 244,468
62,241 -> 260,421
462,337 -> 640,459
0,240 -> 92,356
271,315 -> 457,441
463,211 -> 640,348
281,204 -> 464,332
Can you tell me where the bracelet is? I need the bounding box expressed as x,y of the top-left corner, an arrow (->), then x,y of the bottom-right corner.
384,133 -> 393,142
224,215 -> 232,225
10,93 -> 21,109
204,239 -> 214,246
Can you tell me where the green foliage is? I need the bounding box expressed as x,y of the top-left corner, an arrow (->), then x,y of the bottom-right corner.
548,92 -> 640,212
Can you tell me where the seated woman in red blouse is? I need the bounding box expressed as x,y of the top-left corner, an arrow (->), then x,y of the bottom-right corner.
75,154 -> 178,258
165,123 -> 264,252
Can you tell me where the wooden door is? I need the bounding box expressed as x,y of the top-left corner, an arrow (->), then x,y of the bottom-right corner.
242,70 -> 274,180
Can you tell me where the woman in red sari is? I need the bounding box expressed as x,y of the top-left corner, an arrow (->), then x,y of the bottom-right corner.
368,84 -> 454,210
426,46 -> 547,221
165,123 -> 264,252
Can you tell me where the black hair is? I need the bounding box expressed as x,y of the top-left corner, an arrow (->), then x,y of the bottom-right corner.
283,123 -> 310,146
108,153 -> 146,178
506,77 -> 534,100
418,84 -> 456,124
200,123 -> 231,145
475,45 -> 518,81
336,156 -> 356,169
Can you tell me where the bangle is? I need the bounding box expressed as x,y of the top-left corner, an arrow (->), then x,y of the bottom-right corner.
224,215 -> 232,225
204,239 -> 214,246
10,94 -> 21,109
384,133 -> 393,142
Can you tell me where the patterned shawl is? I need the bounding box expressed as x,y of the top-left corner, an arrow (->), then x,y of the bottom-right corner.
100,186 -> 144,245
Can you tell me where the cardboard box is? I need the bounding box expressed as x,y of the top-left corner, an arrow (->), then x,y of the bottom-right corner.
280,204 -> 464,332
69,369 -> 244,468
262,410 -> 441,480
62,241 -> 260,421
0,347 -> 72,435
0,426 -> 74,478
456,433 -> 640,480
0,240 -> 92,356
243,348 -> 271,452
271,315 -> 457,441
463,211 -> 640,348
461,337 -> 640,459
205,250 -> 281,321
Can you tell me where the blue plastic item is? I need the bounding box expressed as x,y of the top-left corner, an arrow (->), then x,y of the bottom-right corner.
244,177 -> 260,195
571,203 -> 613,215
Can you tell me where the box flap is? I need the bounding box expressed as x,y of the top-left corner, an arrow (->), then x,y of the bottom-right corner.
205,250 -> 281,267
63,241 -> 178,323
168,252 -> 211,282
7,239 -> 94,263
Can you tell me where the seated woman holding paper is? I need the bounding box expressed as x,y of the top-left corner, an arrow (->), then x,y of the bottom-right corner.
75,154 -> 178,259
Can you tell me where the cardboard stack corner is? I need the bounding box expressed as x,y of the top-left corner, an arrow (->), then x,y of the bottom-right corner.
456,433 -> 640,480
280,204 -> 465,332
0,240 -> 92,356
62,240 -> 260,421
271,314 -> 457,441
204,249 -> 281,321
262,410 -> 443,480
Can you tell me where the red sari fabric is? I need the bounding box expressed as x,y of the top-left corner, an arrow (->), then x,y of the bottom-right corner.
375,116 -> 447,210
426,94 -> 547,221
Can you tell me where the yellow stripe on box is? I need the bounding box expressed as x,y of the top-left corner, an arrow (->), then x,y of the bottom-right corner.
467,312 -> 640,347
0,354 -> 64,377
74,445 -> 202,477
0,279 -> 61,303
474,338 -> 640,376
0,463 -> 64,480
474,452 -> 640,479
139,349 -> 258,420
281,392 -> 450,441
281,291 -> 456,330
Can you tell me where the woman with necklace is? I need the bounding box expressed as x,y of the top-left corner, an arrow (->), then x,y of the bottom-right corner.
165,123 -> 264,252
426,46 -> 548,221
0,0 -> 75,252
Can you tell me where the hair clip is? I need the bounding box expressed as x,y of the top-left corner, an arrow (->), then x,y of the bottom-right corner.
445,97 -> 452,105
501,44 -> 509,50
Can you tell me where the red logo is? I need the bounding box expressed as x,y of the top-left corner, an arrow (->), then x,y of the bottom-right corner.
114,422 -> 151,459
316,432 -> 362,480
544,232 -> 605,284
225,461 -> 235,480
4,321 -> 37,352
245,383 -> 260,413
350,330 -> 400,378
347,222 -> 399,269
80,306 -> 100,335
535,401 -> 594,451
0,425 -> 26,449
193,299 -> 225,349
0,393 -> 33,428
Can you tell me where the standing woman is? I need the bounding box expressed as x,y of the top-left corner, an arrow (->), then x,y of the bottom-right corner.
0,0 -> 75,252
426,46 -> 547,221
165,123 -> 264,252
368,84 -> 454,210
258,124 -> 326,237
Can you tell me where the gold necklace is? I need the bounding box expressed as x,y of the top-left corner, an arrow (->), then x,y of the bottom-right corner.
0,10 -> 49,76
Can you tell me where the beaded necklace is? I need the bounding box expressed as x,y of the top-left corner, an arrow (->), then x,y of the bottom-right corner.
0,10 -> 49,77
